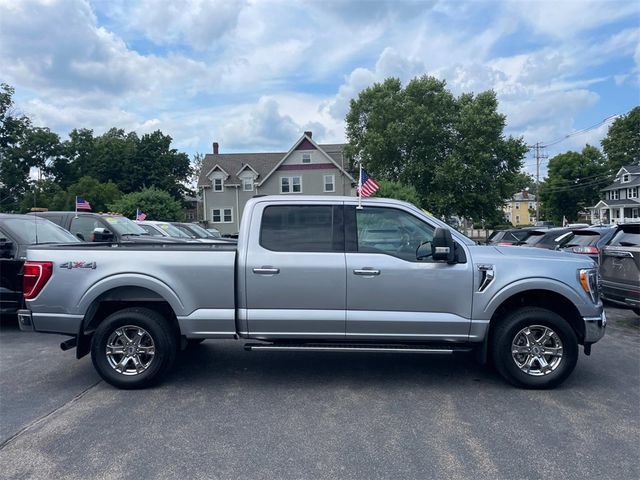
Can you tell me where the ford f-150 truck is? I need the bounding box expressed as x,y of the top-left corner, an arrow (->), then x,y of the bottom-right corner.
17,196 -> 606,389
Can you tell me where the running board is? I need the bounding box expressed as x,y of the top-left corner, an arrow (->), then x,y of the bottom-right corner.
244,343 -> 472,354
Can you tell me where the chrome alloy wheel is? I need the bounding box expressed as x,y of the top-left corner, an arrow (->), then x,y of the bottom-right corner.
511,325 -> 563,376
106,325 -> 156,376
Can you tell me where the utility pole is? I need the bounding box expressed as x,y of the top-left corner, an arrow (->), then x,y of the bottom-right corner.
533,142 -> 547,222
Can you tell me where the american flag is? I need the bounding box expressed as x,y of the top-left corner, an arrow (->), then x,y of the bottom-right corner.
75,196 -> 91,210
136,209 -> 147,221
357,168 -> 380,197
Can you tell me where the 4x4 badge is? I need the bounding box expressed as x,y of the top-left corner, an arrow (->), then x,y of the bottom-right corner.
60,261 -> 97,269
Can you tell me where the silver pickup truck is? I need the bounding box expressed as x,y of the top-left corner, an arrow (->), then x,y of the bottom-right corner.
18,196 -> 606,389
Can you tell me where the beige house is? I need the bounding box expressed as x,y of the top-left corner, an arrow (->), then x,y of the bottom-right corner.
589,165 -> 640,224
503,191 -> 536,226
197,132 -> 356,234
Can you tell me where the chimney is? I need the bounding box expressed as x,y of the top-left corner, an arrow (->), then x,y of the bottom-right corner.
213,142 -> 219,155
304,131 -> 312,139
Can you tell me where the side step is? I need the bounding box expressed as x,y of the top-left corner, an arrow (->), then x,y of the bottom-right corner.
244,342 -> 472,354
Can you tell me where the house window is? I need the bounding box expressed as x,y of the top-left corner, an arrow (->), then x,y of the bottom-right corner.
622,174 -> 630,183
302,153 -> 311,164
213,178 -> 224,192
515,202 -> 520,210
515,215 -> 520,223
212,208 -> 233,223
323,175 -> 335,192
281,176 -> 302,193
611,190 -> 619,200
628,187 -> 638,199
243,178 -> 253,191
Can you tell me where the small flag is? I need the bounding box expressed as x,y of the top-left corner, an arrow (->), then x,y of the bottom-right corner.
562,215 -> 568,227
357,168 -> 380,197
75,196 -> 91,210
136,209 -> 147,221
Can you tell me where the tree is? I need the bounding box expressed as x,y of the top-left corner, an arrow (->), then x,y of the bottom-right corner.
376,180 -> 421,205
539,145 -> 609,223
601,107 -> 639,171
109,187 -> 185,221
345,76 -> 527,221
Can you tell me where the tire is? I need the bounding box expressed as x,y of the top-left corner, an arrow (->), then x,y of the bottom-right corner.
491,307 -> 578,389
91,307 -> 177,389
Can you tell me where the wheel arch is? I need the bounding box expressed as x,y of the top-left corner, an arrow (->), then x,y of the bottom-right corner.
76,283 -> 182,359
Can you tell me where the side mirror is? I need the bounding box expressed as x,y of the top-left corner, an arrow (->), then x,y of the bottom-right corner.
431,227 -> 455,263
0,239 -> 14,259
92,227 -> 114,242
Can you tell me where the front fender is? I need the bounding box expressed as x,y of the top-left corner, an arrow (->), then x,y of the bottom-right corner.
481,277 -> 590,319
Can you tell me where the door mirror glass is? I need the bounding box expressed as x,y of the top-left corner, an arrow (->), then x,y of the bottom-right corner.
431,227 -> 455,263
416,241 -> 432,260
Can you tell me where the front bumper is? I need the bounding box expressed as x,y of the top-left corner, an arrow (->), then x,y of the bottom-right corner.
583,309 -> 606,344
17,309 -> 34,331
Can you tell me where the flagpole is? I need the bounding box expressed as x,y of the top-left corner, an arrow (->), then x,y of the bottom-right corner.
357,161 -> 363,210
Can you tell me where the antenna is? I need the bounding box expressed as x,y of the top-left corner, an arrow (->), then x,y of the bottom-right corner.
33,185 -> 39,244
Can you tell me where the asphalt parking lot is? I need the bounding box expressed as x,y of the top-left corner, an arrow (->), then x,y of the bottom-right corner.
0,307 -> 638,480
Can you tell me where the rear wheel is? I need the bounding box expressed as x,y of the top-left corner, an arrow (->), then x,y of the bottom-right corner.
91,307 -> 176,389
491,307 -> 578,389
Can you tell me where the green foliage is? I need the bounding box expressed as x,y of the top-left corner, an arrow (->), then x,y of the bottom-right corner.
539,145 -> 608,223
346,76 -> 528,222
601,107 -> 640,170
376,179 -> 421,205
109,187 -> 185,221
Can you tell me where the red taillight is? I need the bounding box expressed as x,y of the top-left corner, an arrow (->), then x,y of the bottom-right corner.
497,242 -> 513,246
23,261 -> 53,300
571,246 -> 599,255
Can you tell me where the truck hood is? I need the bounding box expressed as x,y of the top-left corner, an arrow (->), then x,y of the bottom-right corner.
468,245 -> 596,268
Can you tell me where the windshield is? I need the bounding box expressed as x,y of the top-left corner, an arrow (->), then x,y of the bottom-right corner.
2,218 -> 79,244
104,216 -> 148,235
154,223 -> 191,238
185,223 -> 215,238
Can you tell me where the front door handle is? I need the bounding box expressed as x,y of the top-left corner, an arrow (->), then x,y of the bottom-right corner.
253,267 -> 280,275
353,268 -> 381,276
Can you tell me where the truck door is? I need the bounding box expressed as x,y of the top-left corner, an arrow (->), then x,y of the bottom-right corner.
244,203 -> 346,339
344,205 -> 473,341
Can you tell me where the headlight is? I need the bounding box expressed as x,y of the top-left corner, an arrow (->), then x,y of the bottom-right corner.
578,268 -> 599,303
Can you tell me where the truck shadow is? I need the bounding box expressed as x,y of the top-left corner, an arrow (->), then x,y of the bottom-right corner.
166,341 -> 503,389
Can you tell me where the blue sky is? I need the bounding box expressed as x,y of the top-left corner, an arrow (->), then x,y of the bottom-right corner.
1,0 -> 638,178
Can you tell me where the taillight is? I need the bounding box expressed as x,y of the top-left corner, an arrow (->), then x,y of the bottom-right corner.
23,261 -> 53,300
571,246 -> 599,255
497,242 -> 513,246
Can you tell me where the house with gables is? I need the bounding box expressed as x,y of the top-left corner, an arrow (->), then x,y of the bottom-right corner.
589,165 -> 640,224
197,132 -> 356,234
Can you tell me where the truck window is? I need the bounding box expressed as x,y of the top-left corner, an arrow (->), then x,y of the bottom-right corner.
354,207 -> 434,262
260,205 -> 344,252
70,216 -> 101,241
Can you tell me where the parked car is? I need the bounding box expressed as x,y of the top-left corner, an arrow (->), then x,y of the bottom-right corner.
19,196 -> 605,390
558,226 -> 617,264
136,220 -> 195,239
0,214 -> 80,319
599,223 -> 640,315
171,222 -> 237,244
522,228 -> 573,250
206,228 -> 222,238
486,227 -> 536,246
29,212 -> 182,243
535,221 -> 555,228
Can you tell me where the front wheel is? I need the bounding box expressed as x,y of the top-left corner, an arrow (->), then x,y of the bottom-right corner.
91,307 -> 177,389
491,307 -> 578,389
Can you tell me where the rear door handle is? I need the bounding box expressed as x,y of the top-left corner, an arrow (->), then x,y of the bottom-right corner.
353,268 -> 380,276
253,267 -> 280,275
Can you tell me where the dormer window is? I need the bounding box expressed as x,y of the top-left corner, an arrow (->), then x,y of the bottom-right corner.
213,178 -> 224,192
622,174 -> 630,183
243,178 -> 253,191
302,153 -> 311,164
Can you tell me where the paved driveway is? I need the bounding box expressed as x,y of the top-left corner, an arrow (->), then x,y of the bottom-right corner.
0,308 -> 638,479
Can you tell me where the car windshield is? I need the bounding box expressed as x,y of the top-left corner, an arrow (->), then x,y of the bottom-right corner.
609,226 -> 640,247
104,216 -> 148,235
2,218 -> 79,244
562,232 -> 599,247
155,223 -> 191,238
185,223 -> 215,238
